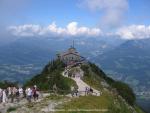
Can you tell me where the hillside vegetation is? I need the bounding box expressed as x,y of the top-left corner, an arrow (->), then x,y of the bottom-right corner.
24,59 -> 77,94
24,59 -> 144,113
81,62 -> 135,106
0,80 -> 18,89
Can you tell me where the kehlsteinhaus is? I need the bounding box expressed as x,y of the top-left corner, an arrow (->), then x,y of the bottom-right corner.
57,45 -> 86,66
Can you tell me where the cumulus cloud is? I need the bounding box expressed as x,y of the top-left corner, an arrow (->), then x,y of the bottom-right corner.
8,22 -> 150,40
116,25 -> 150,40
79,0 -> 128,28
8,22 -> 102,37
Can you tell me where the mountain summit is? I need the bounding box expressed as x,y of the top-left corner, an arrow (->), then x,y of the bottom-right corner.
23,47 -> 144,113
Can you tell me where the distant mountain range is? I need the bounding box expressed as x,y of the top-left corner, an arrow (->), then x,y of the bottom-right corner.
94,39 -> 150,94
0,36 -> 122,64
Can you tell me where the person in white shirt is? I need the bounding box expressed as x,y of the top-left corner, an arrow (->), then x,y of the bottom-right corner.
19,87 -> 23,98
8,87 -> 11,99
27,88 -> 32,102
0,88 -> 2,103
2,89 -> 8,103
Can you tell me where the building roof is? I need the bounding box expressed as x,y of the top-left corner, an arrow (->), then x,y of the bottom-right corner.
62,52 -> 84,58
60,47 -> 80,57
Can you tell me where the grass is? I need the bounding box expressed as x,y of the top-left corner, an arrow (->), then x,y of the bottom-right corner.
55,65 -> 145,113
83,75 -> 103,91
18,64 -> 145,113
56,92 -> 144,113
134,106 -> 145,113
64,77 -> 78,88
45,94 -> 68,100
81,65 -> 104,91
7,107 -> 17,112
56,91 -> 114,113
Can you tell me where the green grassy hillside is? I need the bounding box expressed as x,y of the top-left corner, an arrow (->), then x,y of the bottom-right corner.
24,60 -> 145,113
24,59 -> 77,94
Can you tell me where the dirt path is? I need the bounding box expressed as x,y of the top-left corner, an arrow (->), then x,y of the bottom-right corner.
72,77 -> 100,96
62,67 -> 101,96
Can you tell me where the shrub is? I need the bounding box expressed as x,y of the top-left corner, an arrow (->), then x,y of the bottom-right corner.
88,62 -> 135,106
24,59 -> 76,94
112,81 -> 136,106
7,107 -> 17,112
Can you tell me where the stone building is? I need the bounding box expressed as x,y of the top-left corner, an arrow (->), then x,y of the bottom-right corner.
57,45 -> 85,66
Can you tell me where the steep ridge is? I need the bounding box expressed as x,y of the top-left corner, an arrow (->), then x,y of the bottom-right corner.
22,59 -> 145,113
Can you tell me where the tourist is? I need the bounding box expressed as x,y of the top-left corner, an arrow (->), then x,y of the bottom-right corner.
10,87 -> 16,103
85,87 -> 89,96
32,86 -> 37,101
0,88 -> 2,103
19,87 -> 23,98
26,87 -> 32,102
25,87 -> 28,97
53,84 -> 57,95
89,87 -> 93,95
7,87 -> 11,100
71,86 -> 74,97
36,88 -> 40,100
74,87 -> 78,97
16,88 -> 20,102
2,89 -> 8,103
35,85 -> 40,100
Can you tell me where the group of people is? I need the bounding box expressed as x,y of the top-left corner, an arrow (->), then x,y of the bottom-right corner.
0,85 -> 40,104
71,86 -> 78,97
26,85 -> 39,102
85,87 -> 93,96
71,86 -> 94,97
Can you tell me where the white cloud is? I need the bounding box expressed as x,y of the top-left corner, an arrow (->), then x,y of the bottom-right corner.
79,0 -> 128,28
8,22 -> 150,40
116,25 -> 150,40
8,22 -> 102,37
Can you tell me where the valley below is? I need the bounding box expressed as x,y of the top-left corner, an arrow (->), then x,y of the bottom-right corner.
0,64 -> 43,83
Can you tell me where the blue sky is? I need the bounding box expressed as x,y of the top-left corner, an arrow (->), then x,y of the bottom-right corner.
1,0 -> 150,40
127,0 -> 150,25
6,0 -> 99,27
1,0 -> 150,26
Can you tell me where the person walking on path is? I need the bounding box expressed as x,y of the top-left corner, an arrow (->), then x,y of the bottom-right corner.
10,87 -> 16,103
53,84 -> 57,95
85,87 -> 89,96
2,89 -> 8,104
32,87 -> 37,101
7,87 -> 11,100
71,86 -> 74,97
16,88 -> 20,102
0,88 -> 2,103
27,88 -> 32,103
19,87 -> 23,99
74,87 -> 78,97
